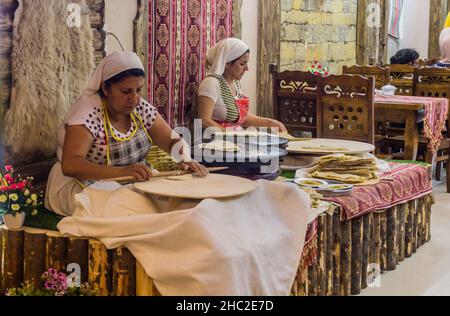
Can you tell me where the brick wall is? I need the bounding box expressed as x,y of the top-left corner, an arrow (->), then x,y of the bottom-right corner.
280,0 -> 357,74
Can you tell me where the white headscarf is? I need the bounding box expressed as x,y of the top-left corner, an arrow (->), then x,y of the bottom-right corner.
82,51 -> 145,98
206,38 -> 249,76
439,27 -> 450,63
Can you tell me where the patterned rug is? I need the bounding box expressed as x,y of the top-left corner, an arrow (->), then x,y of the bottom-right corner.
325,163 -> 433,220
148,0 -> 236,128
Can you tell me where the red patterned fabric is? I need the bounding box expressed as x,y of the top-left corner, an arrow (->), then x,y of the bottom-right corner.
298,220 -> 318,272
375,95 -> 449,154
325,163 -> 433,220
148,0 -> 235,128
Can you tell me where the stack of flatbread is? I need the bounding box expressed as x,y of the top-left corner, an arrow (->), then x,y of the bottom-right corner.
309,155 -> 378,184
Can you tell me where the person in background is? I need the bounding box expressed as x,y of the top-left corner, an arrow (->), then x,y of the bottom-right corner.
445,11 -> 450,29
390,48 -> 420,65
435,28 -> 450,67
197,38 -> 287,133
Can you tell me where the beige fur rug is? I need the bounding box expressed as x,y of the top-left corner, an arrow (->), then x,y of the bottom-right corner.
4,0 -> 94,157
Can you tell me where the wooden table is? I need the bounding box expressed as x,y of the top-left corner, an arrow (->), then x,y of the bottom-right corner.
375,101 -> 423,161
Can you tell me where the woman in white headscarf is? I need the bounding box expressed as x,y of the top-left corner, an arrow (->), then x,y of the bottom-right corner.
435,27 -> 450,67
45,51 -> 208,216
197,38 -> 287,132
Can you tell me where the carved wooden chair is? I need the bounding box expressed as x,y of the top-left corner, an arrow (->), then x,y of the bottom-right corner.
388,64 -> 415,96
270,64 -> 319,138
342,65 -> 390,90
316,74 -> 375,144
414,66 -> 450,192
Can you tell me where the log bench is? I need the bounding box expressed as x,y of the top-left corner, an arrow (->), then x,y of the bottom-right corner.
1,194 -> 433,296
291,194 -> 433,296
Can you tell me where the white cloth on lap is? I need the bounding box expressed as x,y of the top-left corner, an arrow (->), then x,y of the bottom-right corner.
57,180 -> 310,296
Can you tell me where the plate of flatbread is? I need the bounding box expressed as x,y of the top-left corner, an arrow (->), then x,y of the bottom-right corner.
287,138 -> 375,155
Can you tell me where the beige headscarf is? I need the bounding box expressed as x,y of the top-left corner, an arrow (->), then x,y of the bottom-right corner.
206,38 -> 249,76
439,27 -> 450,63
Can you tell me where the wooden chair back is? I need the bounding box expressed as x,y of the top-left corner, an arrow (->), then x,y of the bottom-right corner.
270,64 -> 319,137
418,58 -> 440,67
413,66 -> 450,137
388,64 -> 414,95
317,74 -> 375,144
342,65 -> 390,89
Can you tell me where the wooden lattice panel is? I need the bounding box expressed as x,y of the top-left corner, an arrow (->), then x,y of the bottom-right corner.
389,64 -> 414,96
270,65 -> 318,137
343,65 -> 390,89
317,74 -> 375,144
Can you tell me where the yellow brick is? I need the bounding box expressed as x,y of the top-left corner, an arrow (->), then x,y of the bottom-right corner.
281,42 -> 296,65
307,43 -> 329,62
332,13 -> 356,25
292,0 -> 303,10
330,1 -> 344,13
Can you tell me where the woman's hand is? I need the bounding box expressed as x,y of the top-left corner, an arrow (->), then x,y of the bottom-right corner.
268,119 -> 288,133
179,160 -> 209,177
119,163 -> 154,181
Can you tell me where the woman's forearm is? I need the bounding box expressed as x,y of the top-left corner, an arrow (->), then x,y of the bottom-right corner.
61,156 -> 122,181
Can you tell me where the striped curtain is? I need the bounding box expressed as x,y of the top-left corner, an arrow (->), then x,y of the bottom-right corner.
148,0 -> 236,128
388,0 -> 404,39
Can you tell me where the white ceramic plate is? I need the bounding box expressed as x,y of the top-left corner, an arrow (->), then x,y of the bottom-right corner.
320,183 -> 354,192
287,138 -> 375,155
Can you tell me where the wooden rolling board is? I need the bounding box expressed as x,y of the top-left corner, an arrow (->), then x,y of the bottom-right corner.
287,139 -> 375,155
133,174 -> 257,199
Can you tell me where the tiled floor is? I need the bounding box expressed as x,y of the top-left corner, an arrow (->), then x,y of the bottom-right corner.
361,181 -> 450,296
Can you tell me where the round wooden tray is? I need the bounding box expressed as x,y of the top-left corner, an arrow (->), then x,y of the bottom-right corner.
287,139 -> 375,155
133,174 -> 257,199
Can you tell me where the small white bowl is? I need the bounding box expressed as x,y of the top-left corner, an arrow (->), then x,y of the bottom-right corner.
294,178 -> 328,189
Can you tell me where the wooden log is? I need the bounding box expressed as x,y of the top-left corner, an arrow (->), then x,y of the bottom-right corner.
0,15 -> 13,32
397,203 -> 406,262
361,213 -> 372,290
412,200 -> 418,253
296,266 -> 308,296
23,228 -> 47,287
325,214 -> 333,296
370,212 -> 381,269
416,198 -> 423,248
92,29 -> 106,50
136,261 -> 159,296
0,226 -> 3,291
307,262 -> 317,296
340,220 -> 352,296
113,247 -> 136,296
351,216 -> 363,295
2,228 -> 24,290
86,0 -> 105,12
418,197 -> 427,247
89,12 -> 104,29
386,207 -> 399,271
380,211 -> 388,272
45,231 -> 67,272
316,215 -> 327,296
332,212 -> 341,296
405,201 -> 414,258
88,239 -> 112,296
66,237 -> 89,284
425,195 -> 432,242
0,32 -> 12,54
